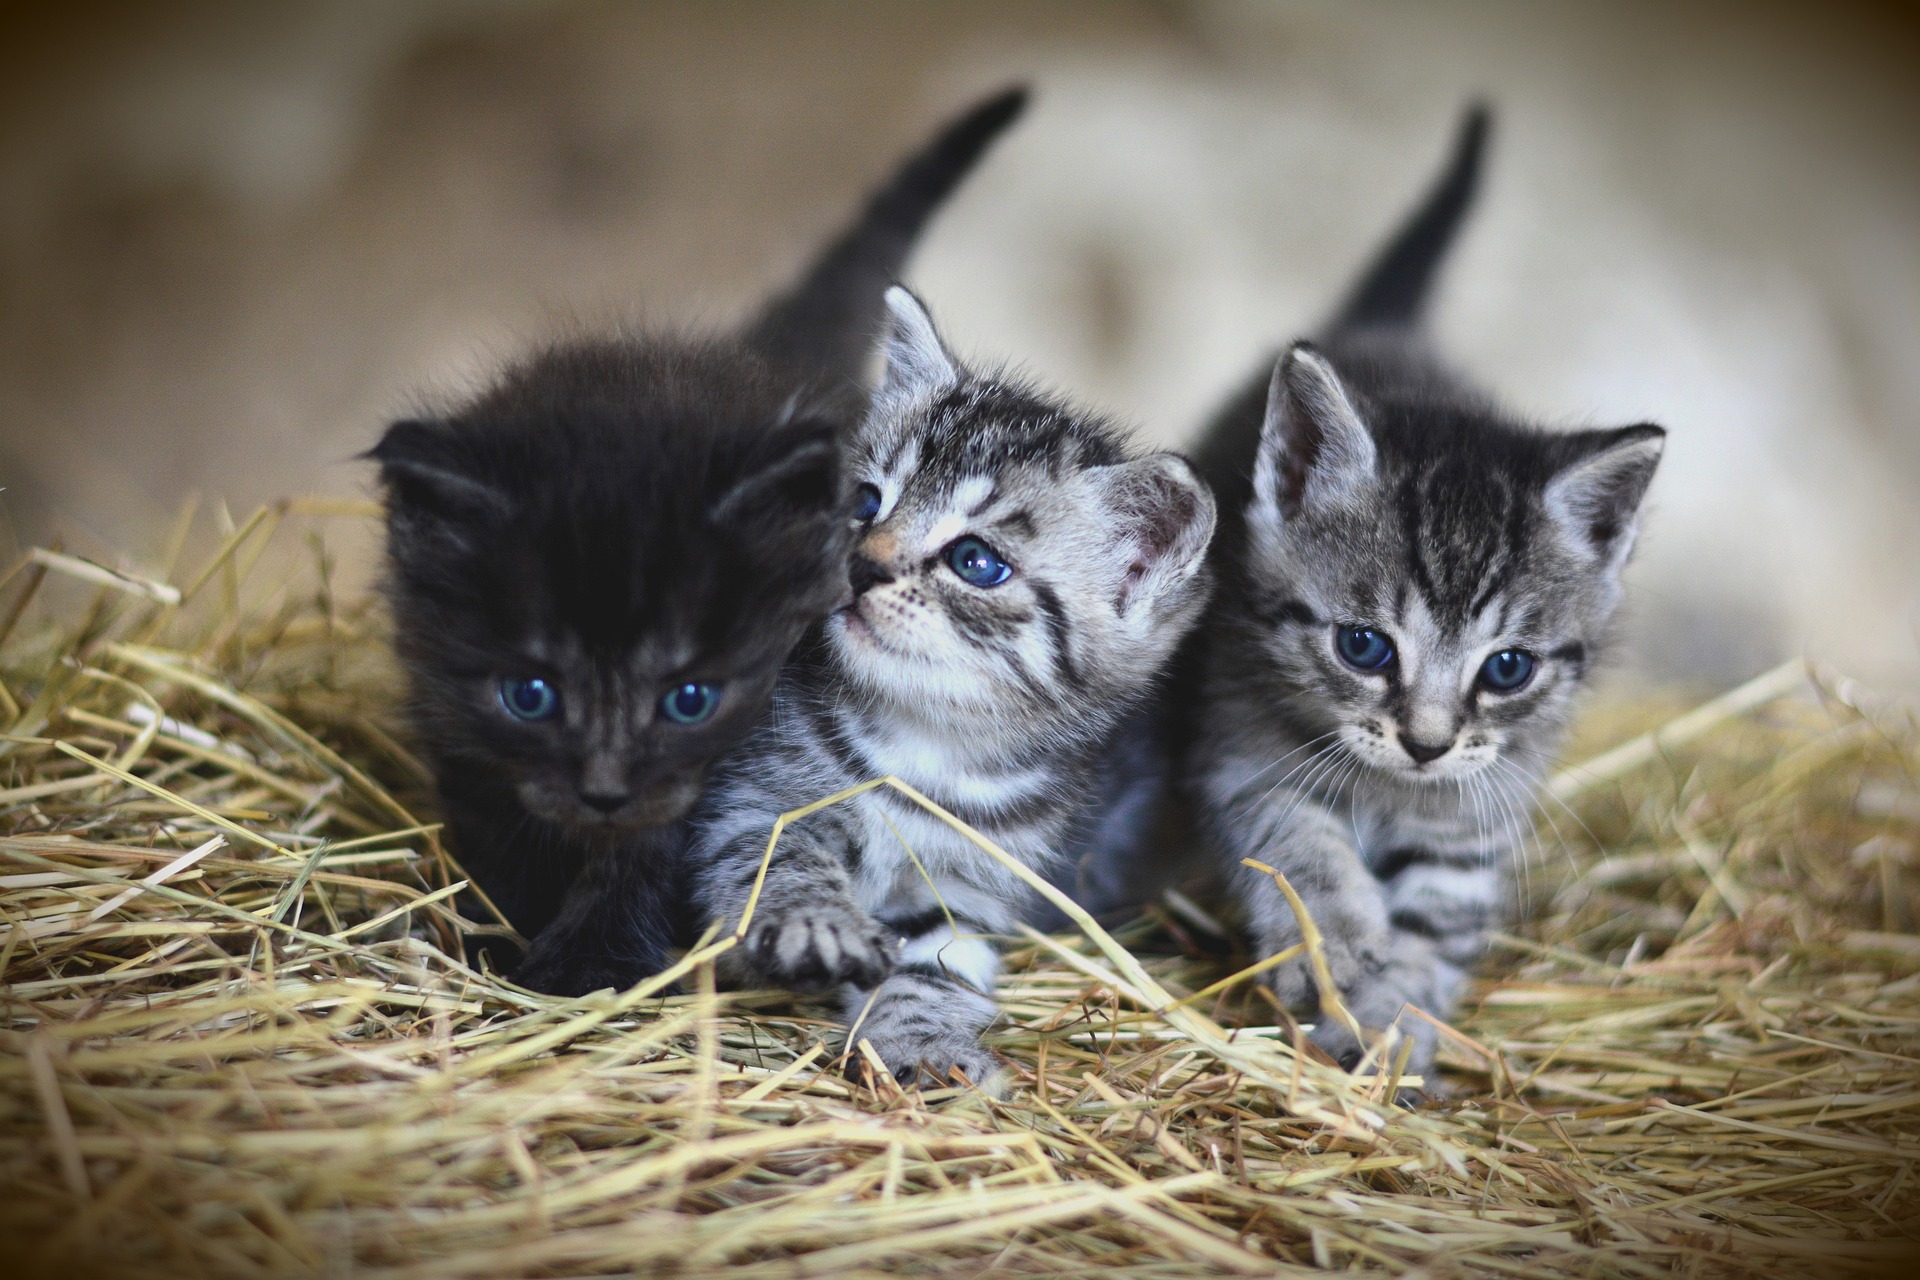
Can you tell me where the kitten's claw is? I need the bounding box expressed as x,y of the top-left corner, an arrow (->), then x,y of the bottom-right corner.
850,1029 -> 1008,1099
1306,1012 -> 1439,1084
1262,927 -> 1384,1016
748,900 -> 897,992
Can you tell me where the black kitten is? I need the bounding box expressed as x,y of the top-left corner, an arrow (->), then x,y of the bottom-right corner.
371,88 -> 1029,995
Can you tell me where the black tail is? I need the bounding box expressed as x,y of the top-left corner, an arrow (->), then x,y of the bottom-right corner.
1331,102 -> 1492,333
745,85 -> 1029,390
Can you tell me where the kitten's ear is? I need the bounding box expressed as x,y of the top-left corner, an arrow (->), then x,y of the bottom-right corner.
877,285 -> 959,401
1250,343 -> 1377,520
368,419 -> 509,522
1100,453 -> 1217,616
708,421 -> 843,526
1543,424 -> 1665,568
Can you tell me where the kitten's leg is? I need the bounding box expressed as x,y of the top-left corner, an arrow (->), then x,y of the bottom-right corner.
1233,799 -> 1389,1011
844,919 -> 1005,1096
702,813 -> 897,992
514,835 -> 677,997
1231,799 -> 1463,1073
1326,848 -> 1503,1076
436,778 -> 580,976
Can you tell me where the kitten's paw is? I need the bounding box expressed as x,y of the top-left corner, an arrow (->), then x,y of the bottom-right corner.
1306,1009 -> 1437,1079
748,900 -> 897,992
1262,928 -> 1386,1014
852,1027 -> 1008,1099
515,952 -> 660,999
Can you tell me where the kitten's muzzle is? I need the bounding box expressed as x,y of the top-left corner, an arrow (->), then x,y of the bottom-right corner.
533,772 -> 705,833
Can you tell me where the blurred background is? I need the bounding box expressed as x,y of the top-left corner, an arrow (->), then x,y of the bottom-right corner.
2,0 -> 1916,692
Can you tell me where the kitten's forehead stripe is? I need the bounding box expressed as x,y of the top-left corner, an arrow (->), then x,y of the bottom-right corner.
1392,453 -> 1526,632
916,383 -> 1126,483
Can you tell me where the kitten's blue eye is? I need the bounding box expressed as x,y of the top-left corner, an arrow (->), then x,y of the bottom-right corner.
1335,626 -> 1394,671
1479,649 -> 1536,692
499,677 -> 559,721
852,483 -> 882,524
945,536 -> 1012,588
660,681 -> 723,725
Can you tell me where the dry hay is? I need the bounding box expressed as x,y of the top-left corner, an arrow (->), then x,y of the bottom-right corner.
0,501 -> 1916,1279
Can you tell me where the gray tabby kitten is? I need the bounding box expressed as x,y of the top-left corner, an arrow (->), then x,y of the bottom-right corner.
690,286 -> 1215,1093
1186,107 -> 1665,1075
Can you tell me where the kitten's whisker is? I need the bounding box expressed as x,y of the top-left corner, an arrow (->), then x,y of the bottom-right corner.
1225,732 -> 1344,824
1501,744 -> 1609,857
1480,766 -> 1536,908
1232,739 -> 1344,832
1491,753 -> 1592,885
1261,746 -> 1356,845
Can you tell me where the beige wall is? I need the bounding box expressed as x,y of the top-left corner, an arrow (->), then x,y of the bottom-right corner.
2,0 -> 1916,689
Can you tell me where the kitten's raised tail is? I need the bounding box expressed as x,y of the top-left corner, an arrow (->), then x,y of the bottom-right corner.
1331,102 -> 1492,334
745,85 -> 1030,392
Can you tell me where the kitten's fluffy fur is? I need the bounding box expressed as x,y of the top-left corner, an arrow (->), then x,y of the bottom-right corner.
1185,107 -> 1665,1074
371,89 -> 1028,996
689,288 -> 1215,1092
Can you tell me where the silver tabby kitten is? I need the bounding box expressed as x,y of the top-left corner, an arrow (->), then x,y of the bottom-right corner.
1187,107 -> 1665,1075
690,286 -> 1215,1093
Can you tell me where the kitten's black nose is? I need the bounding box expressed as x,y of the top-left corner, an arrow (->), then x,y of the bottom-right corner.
578,789 -> 628,814
848,554 -> 895,598
1400,736 -> 1453,765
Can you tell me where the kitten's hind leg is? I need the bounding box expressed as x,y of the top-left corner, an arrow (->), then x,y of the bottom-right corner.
843,923 -> 1006,1097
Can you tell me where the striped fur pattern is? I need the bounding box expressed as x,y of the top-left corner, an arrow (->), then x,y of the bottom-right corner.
690,288 -> 1215,1093
1185,108 -> 1665,1076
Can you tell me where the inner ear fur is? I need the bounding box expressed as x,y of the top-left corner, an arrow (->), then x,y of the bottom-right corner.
1251,342 -> 1378,518
876,285 -> 960,402
1102,453 -> 1217,613
1543,423 -> 1666,560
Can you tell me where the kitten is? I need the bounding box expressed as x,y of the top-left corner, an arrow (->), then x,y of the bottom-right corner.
1185,106 -> 1665,1075
371,88 -> 1029,996
688,287 -> 1215,1092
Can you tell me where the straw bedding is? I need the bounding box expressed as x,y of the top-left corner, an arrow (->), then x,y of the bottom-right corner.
1,502 -> 1915,1278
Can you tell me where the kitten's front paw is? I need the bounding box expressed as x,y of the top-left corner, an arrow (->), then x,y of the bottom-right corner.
1262,926 -> 1387,1015
1306,1007 -> 1438,1082
853,1026 -> 1008,1099
515,951 -> 659,998
747,899 -> 897,992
